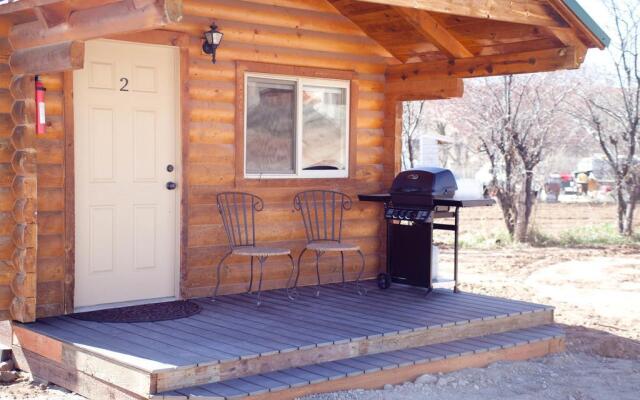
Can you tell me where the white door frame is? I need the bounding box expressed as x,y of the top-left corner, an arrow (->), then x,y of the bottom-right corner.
72,39 -> 182,312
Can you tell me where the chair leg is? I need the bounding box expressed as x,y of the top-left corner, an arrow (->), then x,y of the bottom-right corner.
248,256 -> 254,294
340,251 -> 346,287
256,256 -> 267,306
285,254 -> 297,300
314,251 -> 323,297
212,250 -> 232,302
295,248 -> 307,289
355,249 -> 367,296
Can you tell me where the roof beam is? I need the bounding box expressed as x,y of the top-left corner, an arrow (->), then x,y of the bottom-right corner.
0,0 -> 64,16
357,0 -> 565,28
394,7 -> 473,59
386,47 -> 586,81
8,0 -> 183,50
386,77 -> 464,101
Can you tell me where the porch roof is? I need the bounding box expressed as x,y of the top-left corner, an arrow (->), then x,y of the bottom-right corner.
0,0 -> 608,78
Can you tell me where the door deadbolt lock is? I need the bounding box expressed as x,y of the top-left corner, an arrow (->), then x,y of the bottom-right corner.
166,182 -> 177,190
167,164 -> 174,172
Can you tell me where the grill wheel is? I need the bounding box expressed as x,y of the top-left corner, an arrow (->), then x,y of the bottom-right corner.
377,273 -> 391,289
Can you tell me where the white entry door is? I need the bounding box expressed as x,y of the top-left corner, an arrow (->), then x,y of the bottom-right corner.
74,40 -> 179,309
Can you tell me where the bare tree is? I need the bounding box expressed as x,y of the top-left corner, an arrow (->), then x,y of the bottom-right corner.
463,74 -> 573,242
577,0 -> 640,235
401,101 -> 426,169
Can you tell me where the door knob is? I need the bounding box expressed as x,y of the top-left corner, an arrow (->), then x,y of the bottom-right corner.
166,182 -> 177,190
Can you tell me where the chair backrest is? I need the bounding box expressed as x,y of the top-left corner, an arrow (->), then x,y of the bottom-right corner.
216,192 -> 263,248
293,190 -> 352,243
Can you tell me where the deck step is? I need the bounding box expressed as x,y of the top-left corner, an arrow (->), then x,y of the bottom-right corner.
155,325 -> 564,400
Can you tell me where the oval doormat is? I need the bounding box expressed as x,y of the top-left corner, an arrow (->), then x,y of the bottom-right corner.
70,300 -> 202,323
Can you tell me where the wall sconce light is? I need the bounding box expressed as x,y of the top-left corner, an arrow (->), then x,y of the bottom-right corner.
203,23 -> 224,64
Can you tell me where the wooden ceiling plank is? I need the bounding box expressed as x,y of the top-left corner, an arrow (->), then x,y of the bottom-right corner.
394,7 -> 473,59
357,0 -> 565,28
8,0 -> 183,50
386,46 -> 585,81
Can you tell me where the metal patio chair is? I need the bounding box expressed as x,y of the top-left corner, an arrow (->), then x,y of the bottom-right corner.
293,190 -> 366,296
213,192 -> 296,306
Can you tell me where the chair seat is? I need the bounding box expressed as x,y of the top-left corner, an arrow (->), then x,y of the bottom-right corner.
306,241 -> 360,252
232,246 -> 291,257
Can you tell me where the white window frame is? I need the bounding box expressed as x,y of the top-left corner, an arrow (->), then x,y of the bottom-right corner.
244,72 -> 350,179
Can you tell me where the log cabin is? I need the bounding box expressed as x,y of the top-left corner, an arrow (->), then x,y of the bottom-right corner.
0,0 -> 608,399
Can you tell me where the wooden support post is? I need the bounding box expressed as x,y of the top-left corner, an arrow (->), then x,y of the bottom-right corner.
9,0 -> 183,50
9,41 -> 84,75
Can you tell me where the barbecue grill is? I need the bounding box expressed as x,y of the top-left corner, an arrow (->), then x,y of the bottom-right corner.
359,167 -> 494,292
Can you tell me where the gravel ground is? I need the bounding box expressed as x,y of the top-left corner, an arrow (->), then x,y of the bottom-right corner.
302,352 -> 640,400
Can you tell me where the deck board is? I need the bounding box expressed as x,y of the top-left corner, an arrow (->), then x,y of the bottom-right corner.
156,325 -> 564,399
17,282 -> 552,374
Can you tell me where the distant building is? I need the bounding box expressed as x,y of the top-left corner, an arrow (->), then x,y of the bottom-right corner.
418,133 -> 455,167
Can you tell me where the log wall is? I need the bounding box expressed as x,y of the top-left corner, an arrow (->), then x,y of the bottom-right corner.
175,0 -> 392,298
27,0 -> 395,316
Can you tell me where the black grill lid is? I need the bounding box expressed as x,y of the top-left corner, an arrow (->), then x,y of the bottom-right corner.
391,167 -> 458,197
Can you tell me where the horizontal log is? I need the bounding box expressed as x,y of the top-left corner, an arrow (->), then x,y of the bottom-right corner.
0,64 -> 11,89
11,149 -> 37,176
10,41 -> 85,75
37,257 -> 65,283
183,0 -> 363,36
37,189 -> 63,213
12,247 -> 37,274
386,47 -> 584,81
386,78 -> 464,101
11,271 -> 36,298
13,223 -> 37,249
10,75 -> 36,101
11,175 -> 37,199
11,125 -> 36,150
13,198 -> 37,225
10,296 -> 36,322
11,100 -> 36,126
9,0 -> 183,49
36,234 -> 64,258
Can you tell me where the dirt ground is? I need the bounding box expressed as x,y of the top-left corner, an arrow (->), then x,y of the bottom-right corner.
1,203 -> 639,399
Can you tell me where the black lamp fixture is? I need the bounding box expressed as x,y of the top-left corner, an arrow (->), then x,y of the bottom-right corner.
203,23 -> 224,64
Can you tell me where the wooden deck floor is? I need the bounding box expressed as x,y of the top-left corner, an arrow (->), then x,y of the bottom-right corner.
11,282 -> 557,398
20,282 -> 550,370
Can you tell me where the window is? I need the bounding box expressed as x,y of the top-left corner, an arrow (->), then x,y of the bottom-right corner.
244,73 -> 350,178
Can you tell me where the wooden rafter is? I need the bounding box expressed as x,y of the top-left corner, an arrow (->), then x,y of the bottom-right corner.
394,7 -> 473,59
33,3 -> 72,29
8,0 -> 183,50
357,0 -> 565,28
386,47 -> 586,81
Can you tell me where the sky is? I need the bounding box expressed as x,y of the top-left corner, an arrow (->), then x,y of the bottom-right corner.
578,0 -> 617,68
